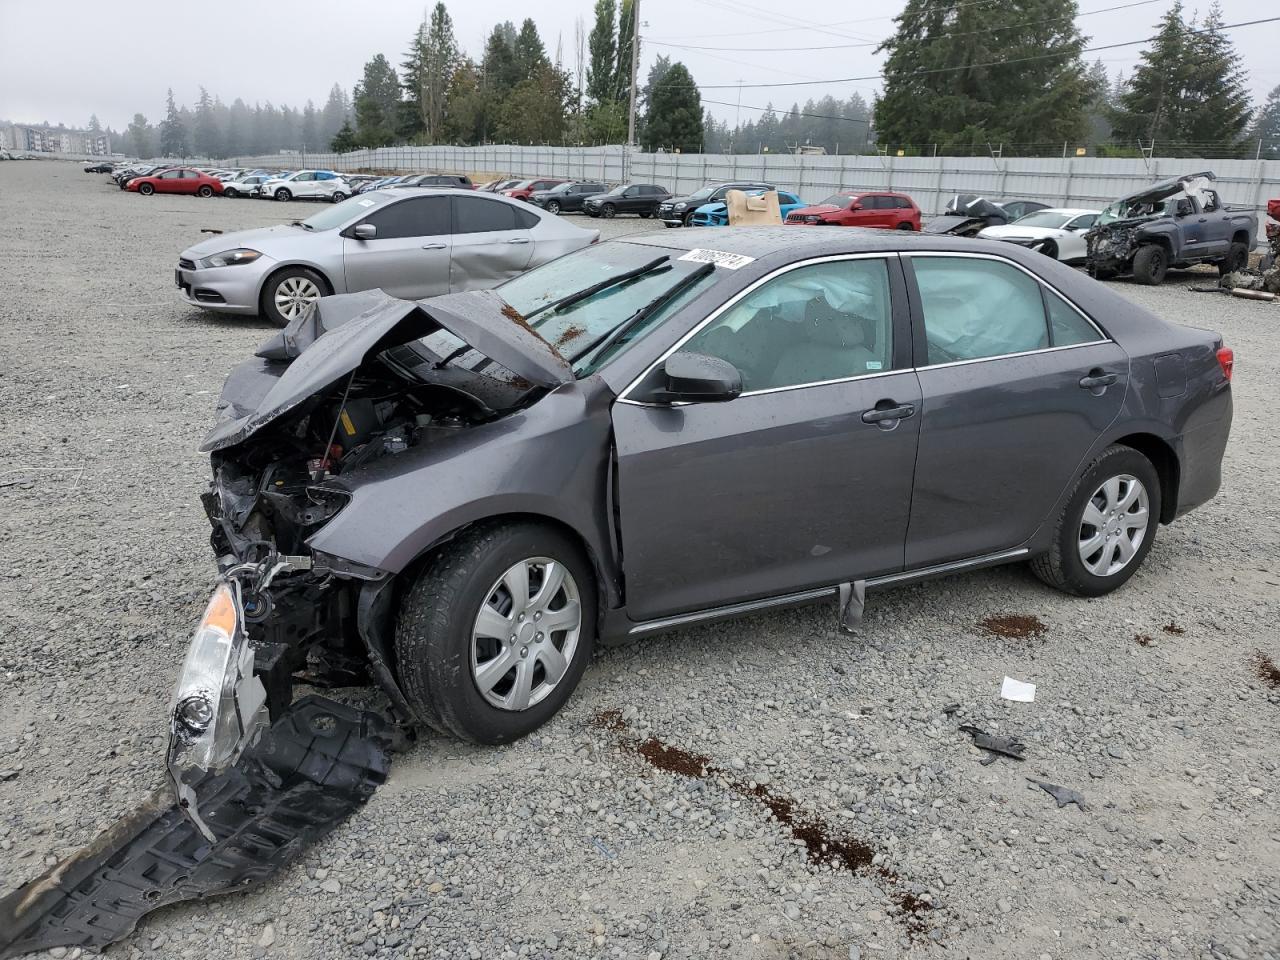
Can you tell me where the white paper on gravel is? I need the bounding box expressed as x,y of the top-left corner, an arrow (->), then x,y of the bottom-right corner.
1000,676 -> 1037,702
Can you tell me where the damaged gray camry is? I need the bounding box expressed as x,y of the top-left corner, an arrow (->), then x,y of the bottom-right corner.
0,229 -> 1234,957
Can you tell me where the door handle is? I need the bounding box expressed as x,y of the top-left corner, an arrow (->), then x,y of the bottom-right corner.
507,237 -> 531,244
421,242 -> 446,250
1079,370 -> 1118,389
861,402 -> 915,424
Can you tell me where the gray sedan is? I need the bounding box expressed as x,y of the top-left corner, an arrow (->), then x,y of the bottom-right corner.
173,226 -> 1231,813
175,187 -> 599,326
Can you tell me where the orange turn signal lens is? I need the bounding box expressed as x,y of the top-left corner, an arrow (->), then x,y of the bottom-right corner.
201,584 -> 238,636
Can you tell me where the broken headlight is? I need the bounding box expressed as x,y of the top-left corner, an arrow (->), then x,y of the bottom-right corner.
196,248 -> 262,269
167,580 -> 268,839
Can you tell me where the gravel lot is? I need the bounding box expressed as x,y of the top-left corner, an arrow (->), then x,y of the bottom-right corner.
1,160 -> 1277,960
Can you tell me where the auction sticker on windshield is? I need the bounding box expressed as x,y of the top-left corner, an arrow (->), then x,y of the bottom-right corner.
678,249 -> 756,270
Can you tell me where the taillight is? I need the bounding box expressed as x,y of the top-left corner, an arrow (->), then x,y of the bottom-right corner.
1217,346 -> 1234,381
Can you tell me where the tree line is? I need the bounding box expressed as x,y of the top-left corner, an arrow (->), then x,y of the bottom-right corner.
106,0 -> 1275,160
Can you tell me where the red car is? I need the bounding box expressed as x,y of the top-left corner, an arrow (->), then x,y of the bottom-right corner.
503,178 -> 567,202
785,191 -> 920,230
126,168 -> 224,197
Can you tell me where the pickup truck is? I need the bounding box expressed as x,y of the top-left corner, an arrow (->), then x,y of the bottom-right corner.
1086,171 -> 1258,285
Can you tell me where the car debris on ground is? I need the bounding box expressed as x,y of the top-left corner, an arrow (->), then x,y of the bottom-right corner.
1027,778 -> 1090,811
958,725 -> 1027,764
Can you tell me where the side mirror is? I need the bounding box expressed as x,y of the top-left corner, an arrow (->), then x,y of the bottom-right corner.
850,201 -> 862,211
352,223 -> 377,240
643,352 -> 742,404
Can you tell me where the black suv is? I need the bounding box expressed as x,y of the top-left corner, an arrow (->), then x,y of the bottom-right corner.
582,183 -> 672,219
529,181 -> 609,214
659,181 -> 775,227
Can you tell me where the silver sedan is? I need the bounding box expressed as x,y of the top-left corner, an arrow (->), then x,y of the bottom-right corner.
175,187 -> 600,326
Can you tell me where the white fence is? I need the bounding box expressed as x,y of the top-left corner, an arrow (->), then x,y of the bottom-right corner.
232,144 -> 1280,219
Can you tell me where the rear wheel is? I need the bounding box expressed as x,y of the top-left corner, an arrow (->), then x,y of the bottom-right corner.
1031,445 -> 1161,597
138,182 -> 154,196
260,266 -> 325,327
1218,241 -> 1249,276
274,187 -> 292,202
330,190 -> 347,203
395,522 -> 597,744
895,220 -> 914,231
197,185 -> 214,198
640,209 -> 653,218
1132,244 -> 1167,285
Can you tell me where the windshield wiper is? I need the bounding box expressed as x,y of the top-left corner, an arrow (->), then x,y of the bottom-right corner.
524,255 -> 670,321
289,220 -> 313,230
571,261 -> 715,367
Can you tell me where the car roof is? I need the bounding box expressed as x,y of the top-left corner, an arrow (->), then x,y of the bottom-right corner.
1021,208 -> 1100,216
615,226 -> 1039,260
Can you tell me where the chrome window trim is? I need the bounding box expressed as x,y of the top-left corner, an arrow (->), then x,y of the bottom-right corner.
902,250 -> 1109,344
915,339 -> 1110,372
617,252 -> 900,406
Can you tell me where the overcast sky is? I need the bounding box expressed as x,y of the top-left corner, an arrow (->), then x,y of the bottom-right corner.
0,0 -> 1275,133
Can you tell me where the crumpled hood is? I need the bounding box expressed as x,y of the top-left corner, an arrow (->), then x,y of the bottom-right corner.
201,289 -> 573,453
181,224 -> 301,259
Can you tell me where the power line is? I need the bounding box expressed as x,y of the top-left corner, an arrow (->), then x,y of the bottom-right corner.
650,0 -> 1163,53
689,0 -> 880,43
667,15 -> 1280,91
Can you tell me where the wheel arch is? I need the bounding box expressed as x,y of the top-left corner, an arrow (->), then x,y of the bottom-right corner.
254,261 -> 336,305
1113,431 -> 1180,523
1230,229 -> 1251,247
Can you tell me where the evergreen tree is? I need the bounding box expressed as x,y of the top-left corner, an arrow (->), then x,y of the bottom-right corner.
320,84 -> 349,144
193,87 -> 222,158
1250,83 -> 1280,159
353,54 -> 402,147
586,0 -> 617,106
1083,59 -> 1114,145
159,89 -> 189,156
615,0 -> 635,101
874,0 -> 1090,152
331,119 -> 358,152
301,101 -> 319,151
403,3 -> 459,143
641,54 -> 672,115
444,58 -> 485,143
226,99 -> 250,156
87,114 -> 102,133
125,113 -> 154,157
478,23 -> 520,141
641,62 -> 703,152
513,19 -> 547,81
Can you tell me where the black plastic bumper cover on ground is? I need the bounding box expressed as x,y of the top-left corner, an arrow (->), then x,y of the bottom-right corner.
0,696 -> 390,959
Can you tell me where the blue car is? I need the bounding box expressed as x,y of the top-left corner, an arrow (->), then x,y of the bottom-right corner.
690,189 -> 804,226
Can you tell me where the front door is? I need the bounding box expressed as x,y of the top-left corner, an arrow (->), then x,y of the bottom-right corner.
448,195 -> 535,291
342,194 -> 452,299
613,255 -> 921,620
902,254 -> 1128,567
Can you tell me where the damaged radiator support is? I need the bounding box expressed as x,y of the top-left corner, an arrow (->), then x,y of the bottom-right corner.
0,697 -> 390,960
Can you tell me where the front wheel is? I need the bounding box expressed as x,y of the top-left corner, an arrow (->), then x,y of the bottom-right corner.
683,213 -> 695,227
138,182 -> 154,196
224,187 -> 239,198
601,203 -> 616,218
274,187 -> 292,202
396,522 -> 597,744
1031,445 -> 1161,597
260,266 -> 325,327
1132,244 -> 1167,285
1218,241 -> 1249,276
1039,239 -> 1059,260
545,200 -> 561,214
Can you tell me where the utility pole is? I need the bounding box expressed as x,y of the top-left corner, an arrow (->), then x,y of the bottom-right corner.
625,0 -> 641,178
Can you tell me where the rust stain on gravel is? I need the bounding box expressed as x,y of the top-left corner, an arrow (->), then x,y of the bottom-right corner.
592,710 -> 935,940
1163,621 -> 1186,635
1253,651 -> 1280,689
978,614 -> 1048,640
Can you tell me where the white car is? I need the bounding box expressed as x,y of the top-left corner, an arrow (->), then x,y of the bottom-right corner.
978,208 -> 1100,263
260,169 -> 350,203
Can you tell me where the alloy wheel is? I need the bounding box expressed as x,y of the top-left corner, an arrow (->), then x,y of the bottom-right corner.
273,276 -> 320,320
470,557 -> 582,712
1078,474 -> 1150,577
546,201 -> 560,214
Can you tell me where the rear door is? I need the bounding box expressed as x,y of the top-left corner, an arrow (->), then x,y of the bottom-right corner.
902,253 -> 1127,567
613,254 -> 921,619
341,194 -> 452,299
1195,191 -> 1232,257
449,194 -> 536,291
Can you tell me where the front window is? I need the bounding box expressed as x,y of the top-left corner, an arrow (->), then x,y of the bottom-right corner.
496,242 -> 720,376
605,185 -> 628,196
299,192 -> 396,231
1011,211 -> 1073,229
820,194 -> 858,207
685,187 -> 715,202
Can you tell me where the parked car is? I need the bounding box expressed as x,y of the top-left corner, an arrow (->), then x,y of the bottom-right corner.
504,178 -> 567,201
84,161 -> 114,173
116,165 -> 166,188
785,191 -> 920,230
1086,172 -> 1257,284
174,187 -> 599,326
691,189 -> 804,226
923,195 -> 1012,237
221,174 -> 274,199
174,226 -> 1232,771
127,168 -> 224,197
528,181 -> 609,214
581,183 -> 671,219
977,208 -> 1101,263
356,176 -> 404,195
260,170 -> 350,203
659,182 -> 775,227
484,178 -> 523,193
998,200 -> 1051,221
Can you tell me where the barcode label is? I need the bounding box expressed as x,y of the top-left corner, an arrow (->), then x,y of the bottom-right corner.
677,248 -> 756,270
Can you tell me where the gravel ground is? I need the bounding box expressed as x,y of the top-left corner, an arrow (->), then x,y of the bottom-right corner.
1,160 -> 1277,960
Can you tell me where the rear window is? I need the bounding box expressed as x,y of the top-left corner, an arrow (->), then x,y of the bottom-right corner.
453,195 -> 539,232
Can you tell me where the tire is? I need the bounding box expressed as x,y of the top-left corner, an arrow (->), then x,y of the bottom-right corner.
683,212 -> 695,227
545,200 -> 561,214
224,187 -> 239,198
197,185 -> 214,198
1132,244 -> 1167,285
138,182 -> 154,196
1218,241 -> 1249,276
639,210 -> 652,218
663,221 -> 676,228
395,521 -> 597,744
330,191 -> 347,203
895,221 -> 914,231
602,203 -> 616,218
260,266 -> 326,328
1030,445 -> 1162,598
274,187 -> 292,202
1039,239 -> 1059,260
